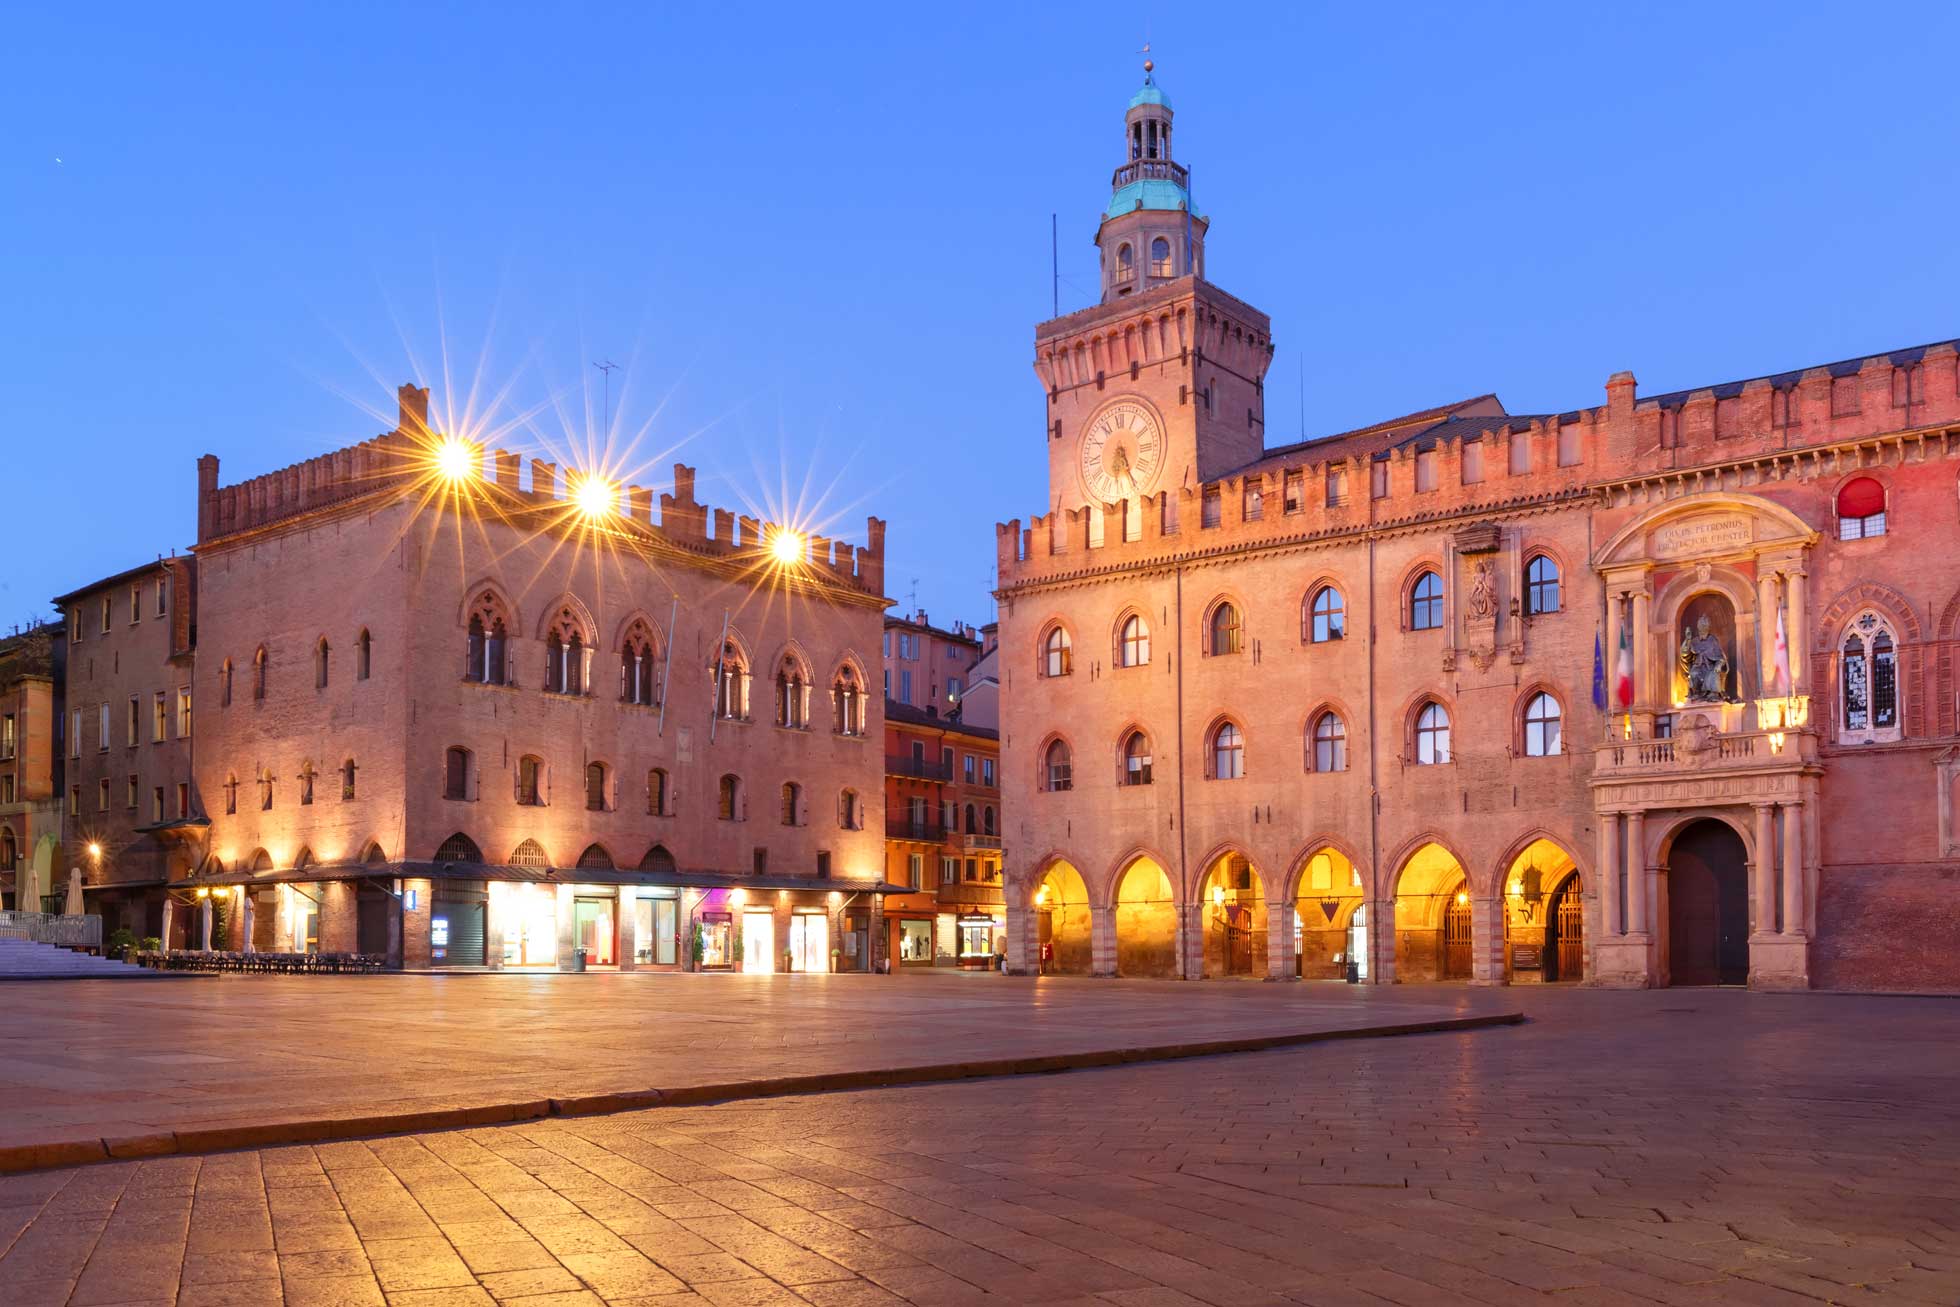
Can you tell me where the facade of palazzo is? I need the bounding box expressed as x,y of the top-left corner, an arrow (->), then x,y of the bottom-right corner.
995,68 -> 1960,992
96,384 -> 902,970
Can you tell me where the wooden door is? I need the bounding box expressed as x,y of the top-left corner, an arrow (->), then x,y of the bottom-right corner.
1443,897 -> 1473,979
1668,821 -> 1749,985
1548,880 -> 1584,982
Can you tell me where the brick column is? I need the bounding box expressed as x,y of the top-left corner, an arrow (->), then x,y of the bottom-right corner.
1178,902 -> 1204,979
1004,891 -> 1036,975
1090,906 -> 1116,977
1265,899 -> 1297,980
1372,896 -> 1396,984
1470,896 -> 1505,985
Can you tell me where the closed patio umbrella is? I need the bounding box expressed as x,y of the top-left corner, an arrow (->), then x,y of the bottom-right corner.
64,868 -> 84,916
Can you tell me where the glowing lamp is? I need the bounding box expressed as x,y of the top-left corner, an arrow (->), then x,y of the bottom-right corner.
1455,891 -> 1469,906
573,476 -> 616,518
433,438 -> 476,482
196,887 -> 210,899
729,887 -> 748,907
769,529 -> 806,565
86,842 -> 102,858
1035,885 -> 1050,906
1211,885 -> 1226,906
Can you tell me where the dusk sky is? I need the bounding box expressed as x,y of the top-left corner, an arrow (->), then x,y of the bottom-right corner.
9,3 -> 1960,632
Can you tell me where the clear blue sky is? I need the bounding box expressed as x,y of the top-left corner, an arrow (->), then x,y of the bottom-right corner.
8,3 -> 1960,632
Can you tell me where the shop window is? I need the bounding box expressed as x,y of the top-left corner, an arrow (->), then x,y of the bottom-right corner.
1525,555 -> 1561,615
1409,571 -> 1443,630
1311,711 -> 1347,773
1836,477 -> 1887,539
1839,612 -> 1901,744
1414,701 -> 1451,764
1210,721 -> 1244,779
1523,692 -> 1563,757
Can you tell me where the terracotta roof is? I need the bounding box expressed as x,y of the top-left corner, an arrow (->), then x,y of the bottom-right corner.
885,698 -> 999,740
1229,394 -> 1506,479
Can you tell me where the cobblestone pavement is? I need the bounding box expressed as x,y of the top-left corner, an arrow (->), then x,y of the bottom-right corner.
0,972 -> 1519,1152
2,986 -> 1957,1306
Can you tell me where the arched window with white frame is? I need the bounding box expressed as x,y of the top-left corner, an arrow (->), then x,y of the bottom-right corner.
1041,625 -> 1072,678
1307,586 -> 1344,643
1839,611 -> 1901,743
1117,613 -> 1150,667
1414,700 -> 1451,764
1210,720 -> 1245,779
1524,555 -> 1561,616
1522,691 -> 1562,756
1042,738 -> 1073,792
1207,601 -> 1243,656
1409,571 -> 1443,631
1122,729 -> 1152,786
1310,711 -> 1347,773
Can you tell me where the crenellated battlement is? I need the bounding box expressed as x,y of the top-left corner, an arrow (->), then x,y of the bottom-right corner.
1000,335 -> 1960,592
196,383 -> 887,600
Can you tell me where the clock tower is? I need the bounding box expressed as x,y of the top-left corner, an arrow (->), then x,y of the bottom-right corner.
1035,62 -> 1274,520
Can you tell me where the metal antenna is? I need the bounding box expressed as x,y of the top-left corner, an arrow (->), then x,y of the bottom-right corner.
1051,213 -> 1058,318
907,578 -> 920,617
1300,352 -> 1307,439
592,359 -> 620,437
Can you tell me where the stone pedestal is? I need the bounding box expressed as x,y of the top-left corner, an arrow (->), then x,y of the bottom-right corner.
1590,934 -> 1653,988
1749,935 -> 1810,990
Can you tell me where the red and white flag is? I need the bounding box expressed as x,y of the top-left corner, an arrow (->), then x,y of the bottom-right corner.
1772,600 -> 1792,696
1614,620 -> 1634,709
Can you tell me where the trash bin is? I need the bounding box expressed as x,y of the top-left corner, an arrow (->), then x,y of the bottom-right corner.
1344,957 -> 1360,984
573,948 -> 588,973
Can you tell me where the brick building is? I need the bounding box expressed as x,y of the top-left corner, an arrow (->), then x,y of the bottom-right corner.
995,67 -> 1960,991
881,611 -> 983,716
52,560 -> 198,940
143,385 -> 901,970
0,622 -> 64,912
882,698 -> 1004,968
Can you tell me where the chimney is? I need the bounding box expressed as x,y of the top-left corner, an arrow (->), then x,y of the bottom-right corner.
196,454 -> 220,542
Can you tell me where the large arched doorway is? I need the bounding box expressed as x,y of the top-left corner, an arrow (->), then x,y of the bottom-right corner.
1113,857 -> 1177,977
1199,852 -> 1264,977
1294,847 -> 1365,980
1499,838 -> 1580,984
1035,861 -> 1092,975
1394,843 -> 1472,981
1667,820 -> 1749,986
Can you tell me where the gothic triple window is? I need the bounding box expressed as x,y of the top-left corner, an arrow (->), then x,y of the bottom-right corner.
1839,612 -> 1900,744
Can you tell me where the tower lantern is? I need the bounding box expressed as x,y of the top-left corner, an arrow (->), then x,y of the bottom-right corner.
1098,60 -> 1207,303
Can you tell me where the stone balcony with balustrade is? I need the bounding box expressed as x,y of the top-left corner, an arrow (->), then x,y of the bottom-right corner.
1593,726 -> 1818,781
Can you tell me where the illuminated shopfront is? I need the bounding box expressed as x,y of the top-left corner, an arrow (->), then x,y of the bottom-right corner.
500,882 -> 557,968
741,910 -> 774,974
634,888 -> 679,966
788,910 -> 829,972
573,895 -> 616,966
896,917 -> 934,965
957,913 -> 1003,966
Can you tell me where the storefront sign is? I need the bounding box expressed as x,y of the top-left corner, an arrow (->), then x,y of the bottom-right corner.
1510,944 -> 1541,970
404,889 -> 418,912
1651,514 -> 1751,560
431,916 -> 449,947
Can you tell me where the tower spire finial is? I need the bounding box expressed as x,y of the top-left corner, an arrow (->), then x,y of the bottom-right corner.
1139,41 -> 1153,80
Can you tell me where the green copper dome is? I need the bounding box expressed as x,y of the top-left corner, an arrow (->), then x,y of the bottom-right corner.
1129,81 -> 1171,111
1104,178 -> 1191,221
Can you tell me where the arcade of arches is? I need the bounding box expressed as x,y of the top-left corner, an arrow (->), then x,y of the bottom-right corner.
1022,835 -> 1589,985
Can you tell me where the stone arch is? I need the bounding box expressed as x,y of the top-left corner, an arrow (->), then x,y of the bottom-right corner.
1388,832 -> 1479,900
457,578 -> 521,633
1031,856 -> 1092,976
1110,853 -> 1178,978
1592,491 -> 1818,569
1281,834 -> 1371,902
1651,808 -> 1758,872
1194,843 -> 1266,978
1390,839 -> 1476,981
608,606 -> 667,655
1492,833 -> 1584,983
534,592 -> 596,643
1290,842 -> 1369,980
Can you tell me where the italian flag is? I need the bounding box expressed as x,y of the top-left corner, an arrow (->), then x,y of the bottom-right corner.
1614,621 -> 1634,709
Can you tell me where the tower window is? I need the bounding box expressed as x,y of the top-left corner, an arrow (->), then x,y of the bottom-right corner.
1116,243 -> 1135,288
1149,237 -> 1172,277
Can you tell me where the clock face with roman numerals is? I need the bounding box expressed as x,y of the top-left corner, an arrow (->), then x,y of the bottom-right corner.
1078,399 -> 1165,502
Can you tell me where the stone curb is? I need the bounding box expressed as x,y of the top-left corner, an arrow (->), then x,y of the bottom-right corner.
0,1010 -> 1522,1176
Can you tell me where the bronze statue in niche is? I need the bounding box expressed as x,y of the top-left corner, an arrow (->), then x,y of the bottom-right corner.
1679,613 -> 1732,702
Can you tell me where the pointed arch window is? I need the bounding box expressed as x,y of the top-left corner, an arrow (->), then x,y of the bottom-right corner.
355,629 -> 372,681
1839,611 -> 1901,743
1414,701 -> 1451,764
831,664 -> 865,736
298,762 -> 316,806
1210,720 -> 1245,779
1122,730 -> 1152,786
1523,691 -> 1562,757
1308,586 -> 1345,643
1310,711 -> 1347,773
1041,625 -> 1072,678
257,766 -> 274,810
775,654 -> 811,729
577,843 -> 614,870
1118,614 -> 1150,667
315,638 -> 331,690
1207,601 -> 1243,656
544,610 -> 588,695
435,833 -> 482,864
1410,571 -> 1443,630
465,591 -> 512,686
1043,739 -> 1073,792
712,640 -> 751,721
620,622 -> 659,706
510,838 -> 548,868
253,646 -> 268,700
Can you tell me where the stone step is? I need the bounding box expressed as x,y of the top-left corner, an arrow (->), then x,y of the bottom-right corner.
0,938 -> 153,978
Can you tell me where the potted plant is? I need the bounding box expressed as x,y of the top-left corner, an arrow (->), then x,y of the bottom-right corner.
690,924 -> 705,969
830,947 -> 841,974
106,927 -> 135,960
